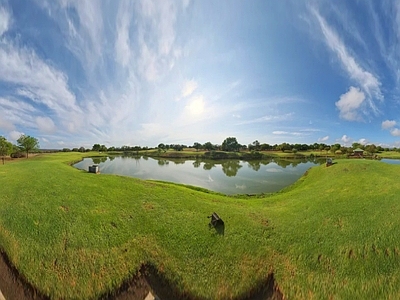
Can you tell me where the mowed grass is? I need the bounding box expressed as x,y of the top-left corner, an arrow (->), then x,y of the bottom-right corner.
1,153 -> 400,298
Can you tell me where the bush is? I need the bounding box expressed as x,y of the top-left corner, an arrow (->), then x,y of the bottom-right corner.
11,152 -> 26,158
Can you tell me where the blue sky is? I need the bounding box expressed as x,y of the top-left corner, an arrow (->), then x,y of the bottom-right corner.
1,0 -> 400,149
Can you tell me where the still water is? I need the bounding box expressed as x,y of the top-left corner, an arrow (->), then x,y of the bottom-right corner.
73,156 -> 322,195
381,158 -> 400,165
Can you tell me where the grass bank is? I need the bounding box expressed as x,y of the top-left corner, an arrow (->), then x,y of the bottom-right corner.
1,153 -> 400,298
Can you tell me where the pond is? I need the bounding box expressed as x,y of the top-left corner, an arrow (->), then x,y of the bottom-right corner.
380,158 -> 400,165
73,156 -> 323,195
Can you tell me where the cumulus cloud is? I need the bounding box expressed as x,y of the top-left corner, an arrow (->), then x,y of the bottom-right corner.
382,120 -> 396,129
358,138 -> 368,145
390,128 -> 400,137
341,135 -> 351,143
335,87 -> 365,121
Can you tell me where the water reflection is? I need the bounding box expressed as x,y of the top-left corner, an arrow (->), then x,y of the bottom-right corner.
74,156 -> 323,195
92,157 -> 108,164
221,160 -> 242,177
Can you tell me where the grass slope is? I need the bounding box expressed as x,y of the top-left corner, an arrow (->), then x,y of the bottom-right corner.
0,153 -> 400,299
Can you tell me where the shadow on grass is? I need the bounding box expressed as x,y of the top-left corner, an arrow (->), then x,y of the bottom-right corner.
0,249 -> 283,300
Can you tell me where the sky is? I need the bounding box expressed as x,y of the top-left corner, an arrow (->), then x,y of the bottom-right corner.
1,1 -> 400,149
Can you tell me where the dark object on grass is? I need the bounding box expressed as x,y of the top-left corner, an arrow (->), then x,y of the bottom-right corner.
208,212 -> 223,227
208,212 -> 225,235
88,165 -> 99,174
326,158 -> 333,167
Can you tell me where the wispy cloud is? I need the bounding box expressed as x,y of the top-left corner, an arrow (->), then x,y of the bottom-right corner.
311,6 -> 383,118
0,6 -> 10,37
180,79 -> 198,99
318,135 -> 329,142
0,39 -> 82,132
238,113 -> 294,125
272,131 -> 303,137
115,0 -> 133,67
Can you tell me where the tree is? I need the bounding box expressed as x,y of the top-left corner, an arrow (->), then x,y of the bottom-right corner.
203,142 -> 214,151
365,144 -> 377,155
0,136 -> 13,164
252,140 -> 260,151
17,135 -> 39,158
92,144 -> 101,151
221,137 -> 240,152
193,142 -> 202,151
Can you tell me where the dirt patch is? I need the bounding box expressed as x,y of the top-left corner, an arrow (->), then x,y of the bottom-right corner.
1,250 -> 282,300
0,251 -> 48,300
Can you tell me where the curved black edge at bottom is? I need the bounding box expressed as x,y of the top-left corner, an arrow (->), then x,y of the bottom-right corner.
1,250 -> 282,300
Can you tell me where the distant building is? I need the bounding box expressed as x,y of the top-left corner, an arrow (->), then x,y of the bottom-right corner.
353,148 -> 364,157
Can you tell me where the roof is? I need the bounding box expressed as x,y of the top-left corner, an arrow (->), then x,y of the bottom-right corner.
353,148 -> 364,152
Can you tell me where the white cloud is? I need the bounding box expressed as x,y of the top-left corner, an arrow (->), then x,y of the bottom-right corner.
0,39 -> 84,133
0,116 -> 15,131
335,86 -> 365,121
115,0 -> 132,67
311,7 -> 382,114
341,135 -> 351,143
382,120 -> 396,129
186,95 -> 205,115
318,135 -> 329,142
62,0 -> 104,73
390,128 -> 400,137
181,79 -> 198,98
9,130 -> 23,141
239,113 -> 294,125
36,116 -> 56,134
358,138 -> 368,145
0,6 -> 10,37
272,131 -> 303,136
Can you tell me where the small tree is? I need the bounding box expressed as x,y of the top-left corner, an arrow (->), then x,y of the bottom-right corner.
193,142 -> 202,151
221,137 -> 240,152
17,135 -> 39,158
252,140 -> 260,151
0,136 -> 13,164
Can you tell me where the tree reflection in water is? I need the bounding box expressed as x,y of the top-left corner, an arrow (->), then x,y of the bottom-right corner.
221,160 -> 242,177
193,160 -> 201,168
203,161 -> 215,170
92,157 -> 108,164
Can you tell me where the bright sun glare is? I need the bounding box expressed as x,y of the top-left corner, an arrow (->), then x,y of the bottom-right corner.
187,97 -> 205,115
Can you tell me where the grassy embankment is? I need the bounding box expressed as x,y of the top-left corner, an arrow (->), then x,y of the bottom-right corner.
1,152 -> 400,298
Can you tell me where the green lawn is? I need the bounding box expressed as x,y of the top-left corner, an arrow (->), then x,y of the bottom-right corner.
1,153 -> 400,299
